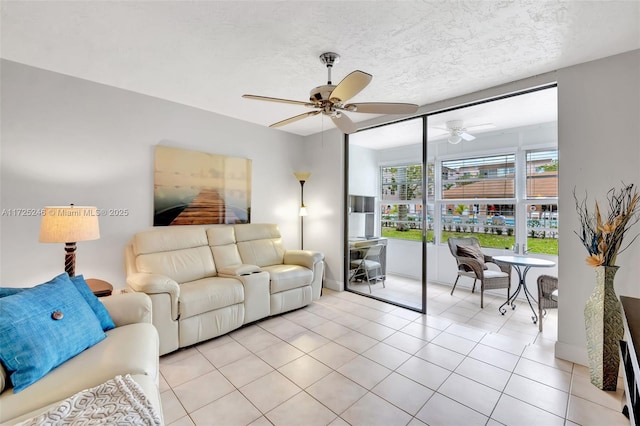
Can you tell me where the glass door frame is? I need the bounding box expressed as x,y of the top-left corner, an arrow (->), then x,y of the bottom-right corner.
343,116 -> 428,314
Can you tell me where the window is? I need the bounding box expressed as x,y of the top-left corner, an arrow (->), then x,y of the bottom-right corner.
377,148 -> 558,255
441,203 -> 516,249
526,203 -> 558,254
442,154 -> 515,199
525,149 -> 558,254
381,164 -> 423,241
526,150 -> 558,198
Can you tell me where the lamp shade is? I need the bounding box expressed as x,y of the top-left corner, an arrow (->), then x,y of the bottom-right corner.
39,206 -> 100,243
293,171 -> 311,182
299,206 -> 308,217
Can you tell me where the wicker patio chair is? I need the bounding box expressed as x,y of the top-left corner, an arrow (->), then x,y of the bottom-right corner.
447,237 -> 511,308
536,274 -> 558,332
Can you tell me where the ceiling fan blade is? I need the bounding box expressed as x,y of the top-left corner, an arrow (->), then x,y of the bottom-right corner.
270,111 -> 320,128
347,102 -> 418,115
329,70 -> 372,103
331,113 -> 358,134
460,132 -> 476,141
243,94 -> 312,107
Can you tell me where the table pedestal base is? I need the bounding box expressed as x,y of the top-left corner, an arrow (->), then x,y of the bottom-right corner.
498,264 -> 539,324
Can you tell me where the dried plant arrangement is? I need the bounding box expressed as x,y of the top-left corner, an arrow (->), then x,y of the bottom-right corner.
574,183 -> 640,267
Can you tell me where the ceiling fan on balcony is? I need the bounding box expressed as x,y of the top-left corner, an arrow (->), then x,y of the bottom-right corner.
242,52 -> 419,134
432,120 -> 496,144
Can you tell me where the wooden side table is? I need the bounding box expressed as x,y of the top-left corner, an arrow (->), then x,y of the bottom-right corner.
85,278 -> 113,297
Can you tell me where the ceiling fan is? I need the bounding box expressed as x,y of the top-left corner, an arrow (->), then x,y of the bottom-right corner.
432,120 -> 496,144
242,52 -> 419,134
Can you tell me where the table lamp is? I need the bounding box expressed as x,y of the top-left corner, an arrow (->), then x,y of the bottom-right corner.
39,204 -> 100,277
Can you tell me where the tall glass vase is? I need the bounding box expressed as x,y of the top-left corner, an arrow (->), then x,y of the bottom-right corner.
584,265 -> 623,391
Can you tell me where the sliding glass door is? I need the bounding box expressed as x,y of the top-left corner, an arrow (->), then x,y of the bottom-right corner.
344,85 -> 558,319
345,117 -> 427,312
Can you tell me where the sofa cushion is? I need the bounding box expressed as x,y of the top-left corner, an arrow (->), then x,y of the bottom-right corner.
234,223 -> 281,242
136,246 -> 216,283
178,277 -> 244,319
207,226 -> 244,269
206,225 -> 236,246
0,274 -> 114,332
237,239 -> 286,267
0,274 -> 106,392
262,264 -> 313,293
210,245 -> 243,270
133,226 -> 209,255
0,322 -> 159,423
234,223 -> 286,267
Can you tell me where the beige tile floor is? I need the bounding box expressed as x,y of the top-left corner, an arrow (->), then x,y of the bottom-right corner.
159,284 -> 629,426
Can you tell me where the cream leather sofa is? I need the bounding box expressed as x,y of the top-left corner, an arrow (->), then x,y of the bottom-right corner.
124,223 -> 324,356
0,293 -> 162,425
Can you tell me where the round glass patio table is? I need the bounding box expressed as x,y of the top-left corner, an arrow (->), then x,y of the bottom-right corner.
492,255 -> 556,324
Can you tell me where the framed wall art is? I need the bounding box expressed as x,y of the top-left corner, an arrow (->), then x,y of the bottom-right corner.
153,145 -> 251,226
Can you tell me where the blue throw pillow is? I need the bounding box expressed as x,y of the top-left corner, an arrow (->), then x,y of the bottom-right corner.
0,287 -> 23,297
69,275 -> 115,331
0,274 -> 115,332
0,274 -> 106,392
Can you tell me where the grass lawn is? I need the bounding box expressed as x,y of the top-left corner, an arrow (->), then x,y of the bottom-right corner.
381,227 -> 558,255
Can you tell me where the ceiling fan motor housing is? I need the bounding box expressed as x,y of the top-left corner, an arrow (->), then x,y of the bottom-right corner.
446,119 -> 464,132
309,84 -> 336,103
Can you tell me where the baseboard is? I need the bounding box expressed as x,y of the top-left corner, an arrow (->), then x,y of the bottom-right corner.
323,279 -> 343,292
555,340 -> 588,367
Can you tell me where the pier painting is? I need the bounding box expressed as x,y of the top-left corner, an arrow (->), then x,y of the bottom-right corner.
153,146 -> 251,226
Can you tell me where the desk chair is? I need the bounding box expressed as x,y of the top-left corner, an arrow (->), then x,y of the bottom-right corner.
448,237 -> 511,308
350,244 -> 385,293
537,274 -> 558,332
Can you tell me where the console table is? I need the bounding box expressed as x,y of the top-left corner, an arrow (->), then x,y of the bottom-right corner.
620,295 -> 640,423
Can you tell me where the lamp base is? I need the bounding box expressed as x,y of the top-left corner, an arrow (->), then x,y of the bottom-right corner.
64,242 -> 77,277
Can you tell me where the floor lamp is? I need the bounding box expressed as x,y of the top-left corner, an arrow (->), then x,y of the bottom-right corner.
294,172 -> 310,249
39,204 -> 100,277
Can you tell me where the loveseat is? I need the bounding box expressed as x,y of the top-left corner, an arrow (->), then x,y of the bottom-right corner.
124,223 -> 324,355
0,290 -> 162,425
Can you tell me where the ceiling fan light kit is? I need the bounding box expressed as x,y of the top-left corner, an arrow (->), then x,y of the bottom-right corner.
242,52 -> 419,134
448,134 -> 463,144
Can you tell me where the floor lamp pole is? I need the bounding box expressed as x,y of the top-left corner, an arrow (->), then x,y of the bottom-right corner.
294,171 -> 310,250
300,179 -> 306,250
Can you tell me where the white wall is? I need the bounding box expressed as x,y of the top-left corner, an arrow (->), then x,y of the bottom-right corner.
348,144 -> 378,196
555,50 -> 640,365
0,60 -> 307,288
299,130 -> 344,291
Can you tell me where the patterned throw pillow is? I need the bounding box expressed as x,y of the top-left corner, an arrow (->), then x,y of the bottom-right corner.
457,244 -> 489,270
0,274 -> 106,392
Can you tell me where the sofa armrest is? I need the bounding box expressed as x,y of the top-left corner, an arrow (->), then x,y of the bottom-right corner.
217,270 -> 271,324
100,292 -> 152,327
218,264 -> 261,276
284,250 -> 324,270
126,272 -> 180,321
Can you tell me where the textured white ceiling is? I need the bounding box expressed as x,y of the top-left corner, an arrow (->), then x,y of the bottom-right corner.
1,1 -> 638,136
